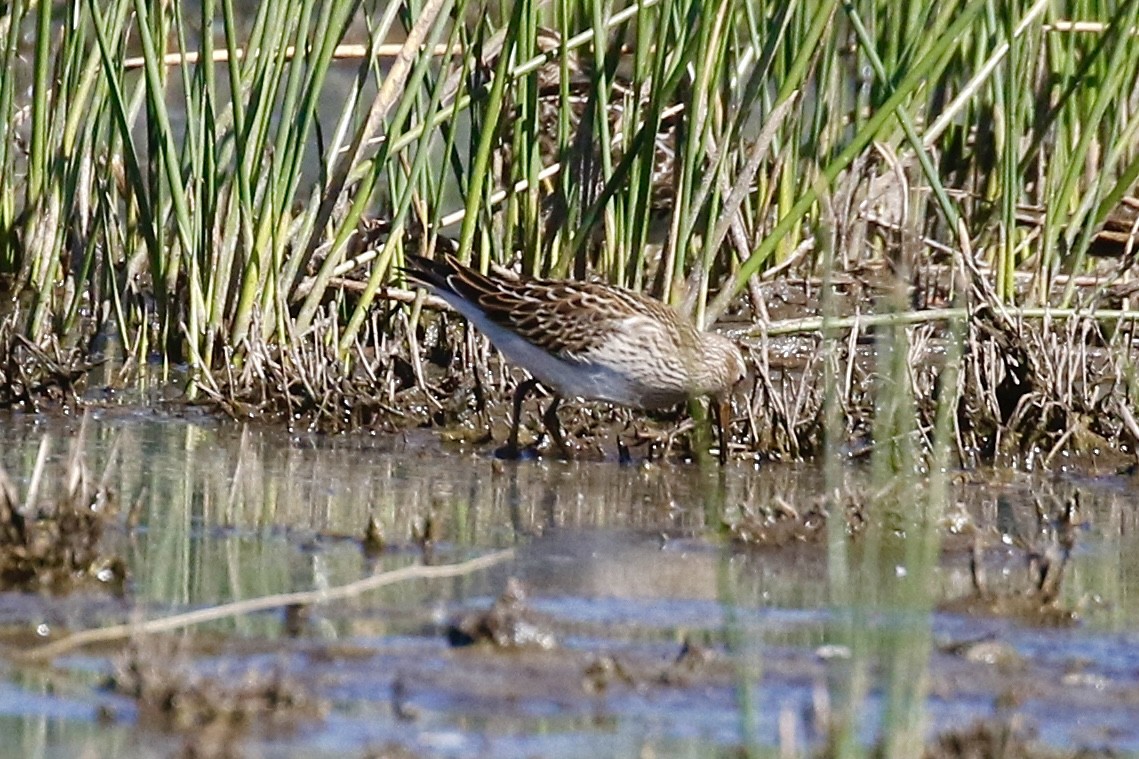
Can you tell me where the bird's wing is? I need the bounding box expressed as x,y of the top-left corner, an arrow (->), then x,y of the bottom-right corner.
407,254 -> 674,361
484,280 -> 649,358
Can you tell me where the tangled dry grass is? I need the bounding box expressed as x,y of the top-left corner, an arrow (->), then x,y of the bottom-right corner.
0,314 -> 94,411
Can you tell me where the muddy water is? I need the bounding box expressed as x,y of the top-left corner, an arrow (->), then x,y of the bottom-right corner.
0,409 -> 1138,757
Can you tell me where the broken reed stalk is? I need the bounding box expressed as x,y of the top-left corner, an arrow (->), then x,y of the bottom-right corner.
747,306 -> 1139,339
121,43 -> 466,70
13,548 -> 515,663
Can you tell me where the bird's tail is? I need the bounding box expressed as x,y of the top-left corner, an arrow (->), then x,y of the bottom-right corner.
400,253 -> 456,292
401,253 -> 506,303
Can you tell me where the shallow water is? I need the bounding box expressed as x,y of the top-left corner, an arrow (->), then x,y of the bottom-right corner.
1,409 -> 1139,757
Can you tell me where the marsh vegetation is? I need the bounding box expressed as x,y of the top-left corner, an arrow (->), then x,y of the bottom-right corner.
1,0 -> 1138,756
0,0 -> 1137,464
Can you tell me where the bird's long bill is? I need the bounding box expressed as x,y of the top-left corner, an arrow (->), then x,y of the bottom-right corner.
716,398 -> 731,465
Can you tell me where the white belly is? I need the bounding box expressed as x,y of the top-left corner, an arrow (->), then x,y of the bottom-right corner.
435,289 -> 685,408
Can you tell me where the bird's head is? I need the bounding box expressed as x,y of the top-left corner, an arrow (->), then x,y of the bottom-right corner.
701,332 -> 748,398
698,333 -> 747,465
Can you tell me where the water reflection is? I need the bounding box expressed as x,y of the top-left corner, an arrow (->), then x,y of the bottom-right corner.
1,410 -> 1139,757
0,409 -> 841,612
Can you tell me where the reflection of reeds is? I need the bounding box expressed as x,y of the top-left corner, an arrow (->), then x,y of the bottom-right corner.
0,411 -> 1132,755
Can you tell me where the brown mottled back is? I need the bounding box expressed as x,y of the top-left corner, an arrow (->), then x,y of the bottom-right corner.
413,254 -> 685,360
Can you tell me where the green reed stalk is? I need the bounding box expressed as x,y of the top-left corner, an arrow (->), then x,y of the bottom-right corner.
708,0 -> 990,322
27,0 -> 52,203
587,0 -> 618,279
266,0 -> 352,340
0,6 -> 17,273
338,0 -> 466,354
620,1 -> 658,290
294,0 -> 448,335
1055,0 -> 1139,306
3,0 -> 1139,421
679,0 -> 731,323
996,3 -> 1020,302
205,0 -> 256,361
18,0 -> 76,340
135,0 -> 203,354
255,0 -> 369,340
459,0 -> 526,271
1032,2 -> 1139,301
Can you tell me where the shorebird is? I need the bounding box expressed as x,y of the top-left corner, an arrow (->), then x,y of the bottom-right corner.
403,253 -> 747,463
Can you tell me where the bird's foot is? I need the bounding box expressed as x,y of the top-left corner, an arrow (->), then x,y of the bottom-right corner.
493,442 -> 541,460
617,438 -> 633,465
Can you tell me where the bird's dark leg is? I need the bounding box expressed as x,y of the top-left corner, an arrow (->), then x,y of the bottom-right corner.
715,397 -> 731,465
541,396 -> 573,459
496,377 -> 541,459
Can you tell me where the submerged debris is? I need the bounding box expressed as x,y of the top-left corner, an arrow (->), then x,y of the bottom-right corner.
725,497 -> 865,548
815,708 -> 1099,759
362,515 -> 387,557
726,498 -> 828,547
657,635 -> 717,686
411,511 -> 440,563
940,495 -> 1082,626
920,717 -> 1046,759
0,458 -> 125,594
582,654 -> 636,693
106,640 -> 325,754
446,577 -> 557,650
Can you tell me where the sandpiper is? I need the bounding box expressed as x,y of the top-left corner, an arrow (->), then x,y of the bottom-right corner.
403,253 -> 747,463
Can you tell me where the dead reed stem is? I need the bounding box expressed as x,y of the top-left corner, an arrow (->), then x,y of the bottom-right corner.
13,548 -> 515,663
